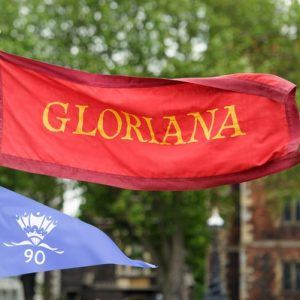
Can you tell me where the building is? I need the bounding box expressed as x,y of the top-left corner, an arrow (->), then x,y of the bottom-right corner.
0,277 -> 24,300
225,180 -> 300,300
60,265 -> 160,300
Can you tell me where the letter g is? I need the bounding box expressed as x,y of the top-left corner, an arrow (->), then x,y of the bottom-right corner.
43,101 -> 70,132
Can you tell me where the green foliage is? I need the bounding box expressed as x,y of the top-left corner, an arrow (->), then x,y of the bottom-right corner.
0,167 -> 64,207
79,183 -> 229,297
266,165 -> 300,198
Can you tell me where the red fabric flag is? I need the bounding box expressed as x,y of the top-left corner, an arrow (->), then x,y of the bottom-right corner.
0,51 -> 299,190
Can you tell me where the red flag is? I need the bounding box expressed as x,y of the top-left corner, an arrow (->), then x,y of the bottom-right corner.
0,51 -> 299,190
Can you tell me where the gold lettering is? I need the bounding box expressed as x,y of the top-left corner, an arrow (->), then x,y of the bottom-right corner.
187,109 -> 218,142
121,112 -> 148,142
161,116 -> 186,145
143,117 -> 159,144
213,105 -> 246,139
73,105 -> 97,136
43,101 -> 70,132
98,109 -> 122,139
43,101 -> 246,144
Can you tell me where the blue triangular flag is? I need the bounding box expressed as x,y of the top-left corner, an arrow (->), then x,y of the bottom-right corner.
0,187 -> 155,278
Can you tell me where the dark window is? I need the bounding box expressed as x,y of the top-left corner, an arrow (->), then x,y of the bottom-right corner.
296,200 -> 300,221
66,292 -> 78,300
283,201 -> 292,222
283,262 -> 292,290
283,262 -> 300,291
296,263 -> 300,289
282,198 -> 300,224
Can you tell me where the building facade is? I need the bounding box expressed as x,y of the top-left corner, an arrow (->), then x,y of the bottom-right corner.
60,265 -> 160,300
0,277 -> 24,300
225,180 -> 300,300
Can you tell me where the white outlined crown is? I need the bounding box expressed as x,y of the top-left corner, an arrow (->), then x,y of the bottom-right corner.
16,212 -> 57,246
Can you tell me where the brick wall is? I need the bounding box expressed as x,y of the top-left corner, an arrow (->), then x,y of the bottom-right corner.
237,180 -> 300,300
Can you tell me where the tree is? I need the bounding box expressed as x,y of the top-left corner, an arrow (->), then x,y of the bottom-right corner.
80,184 -> 233,299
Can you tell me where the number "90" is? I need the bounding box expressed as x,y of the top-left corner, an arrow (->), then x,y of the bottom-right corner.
24,249 -> 46,265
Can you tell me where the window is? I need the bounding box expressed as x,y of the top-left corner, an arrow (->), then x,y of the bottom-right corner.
296,201 -> 300,222
282,198 -> 300,224
283,200 -> 292,222
283,262 -> 292,290
0,290 -> 18,300
66,292 -> 79,300
297,263 -> 300,289
283,262 -> 300,291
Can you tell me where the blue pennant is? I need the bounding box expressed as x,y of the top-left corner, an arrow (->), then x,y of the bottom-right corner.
0,187 -> 155,278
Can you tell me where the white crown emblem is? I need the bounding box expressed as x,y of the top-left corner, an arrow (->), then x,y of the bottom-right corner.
3,211 -> 64,265
16,212 -> 58,246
